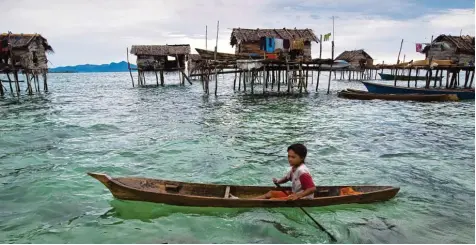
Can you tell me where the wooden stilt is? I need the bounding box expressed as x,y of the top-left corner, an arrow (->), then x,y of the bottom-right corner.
42,72 -> 48,92
327,41 -> 334,94
463,70 -> 469,88
445,69 -> 450,88
127,47 -> 134,87
160,70 -> 164,86
277,66 -> 281,92
7,73 -> 14,94
243,70 -> 247,92
456,70 -> 460,88
26,73 -> 33,95
305,64 -> 309,93
155,71 -> 159,86
407,68 -> 412,87
433,70 -> 439,88
14,71 -> 20,95
0,75 -> 3,96
469,70 -> 474,88
315,64 -> 321,92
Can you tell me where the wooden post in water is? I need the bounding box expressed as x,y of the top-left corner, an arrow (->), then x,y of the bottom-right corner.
439,69 -> 443,87
243,70 -> 247,92
155,71 -> 159,86
394,39 -> 404,86
238,70 -> 242,91
327,41 -> 334,94
7,73 -> 14,94
13,71 -> 20,96
433,69 -> 439,88
305,64 -> 309,92
445,69 -> 450,88
407,68 -> 412,87
233,67 -> 237,91
127,47 -> 134,87
0,77 -> 3,96
271,66 -> 276,90
160,70 -> 164,86
469,70 -> 474,88
277,65 -> 281,92
214,20 -> 219,96
316,34 -> 322,92
26,73 -> 33,95
463,70 -> 470,88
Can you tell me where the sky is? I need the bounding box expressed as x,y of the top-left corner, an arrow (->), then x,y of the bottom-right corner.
2,0 -> 474,67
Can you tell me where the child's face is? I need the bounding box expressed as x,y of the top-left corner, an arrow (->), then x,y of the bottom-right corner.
288,149 -> 304,167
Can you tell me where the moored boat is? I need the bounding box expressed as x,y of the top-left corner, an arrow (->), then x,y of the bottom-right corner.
378,73 -> 442,81
338,89 -> 458,102
88,172 -> 400,208
362,81 -> 475,100
195,48 -> 252,60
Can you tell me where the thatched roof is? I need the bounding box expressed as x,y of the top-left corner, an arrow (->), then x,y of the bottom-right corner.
422,35 -> 475,54
230,28 -> 319,46
130,44 -> 191,56
335,50 -> 373,62
0,33 -> 54,53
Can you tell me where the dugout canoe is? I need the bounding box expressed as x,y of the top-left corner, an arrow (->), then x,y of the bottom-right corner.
88,172 -> 400,208
338,89 -> 459,102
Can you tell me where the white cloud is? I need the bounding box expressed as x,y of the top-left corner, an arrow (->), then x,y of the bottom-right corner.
1,0 -> 474,66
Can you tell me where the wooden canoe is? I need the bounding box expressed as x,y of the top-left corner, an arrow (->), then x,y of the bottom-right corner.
338,89 -> 459,102
88,172 -> 400,208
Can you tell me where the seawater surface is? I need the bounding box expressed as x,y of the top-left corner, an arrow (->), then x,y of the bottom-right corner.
0,72 -> 474,243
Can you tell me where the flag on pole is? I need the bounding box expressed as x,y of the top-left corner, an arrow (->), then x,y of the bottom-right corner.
415,43 -> 423,52
323,33 -> 331,42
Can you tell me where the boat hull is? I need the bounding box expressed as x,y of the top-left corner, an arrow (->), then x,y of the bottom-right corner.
379,73 -> 442,81
88,173 -> 400,208
338,89 -> 458,102
362,81 -> 475,100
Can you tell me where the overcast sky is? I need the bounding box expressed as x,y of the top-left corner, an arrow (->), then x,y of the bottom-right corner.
2,0 -> 474,67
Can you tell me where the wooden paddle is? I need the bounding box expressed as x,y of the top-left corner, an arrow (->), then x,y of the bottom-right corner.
275,183 -> 337,242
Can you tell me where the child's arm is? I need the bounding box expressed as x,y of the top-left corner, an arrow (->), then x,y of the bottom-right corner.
273,176 -> 289,185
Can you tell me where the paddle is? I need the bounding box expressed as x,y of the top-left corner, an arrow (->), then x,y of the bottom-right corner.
274,183 -> 337,242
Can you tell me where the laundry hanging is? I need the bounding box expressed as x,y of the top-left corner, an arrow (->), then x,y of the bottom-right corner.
260,37 -> 266,51
283,39 -> 291,49
266,37 -> 275,53
291,38 -> 304,50
274,38 -> 284,51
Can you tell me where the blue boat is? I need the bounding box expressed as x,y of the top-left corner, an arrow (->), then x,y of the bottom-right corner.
378,73 -> 441,81
361,81 -> 475,100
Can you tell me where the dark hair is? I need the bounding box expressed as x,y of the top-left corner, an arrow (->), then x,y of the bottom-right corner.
287,144 -> 307,159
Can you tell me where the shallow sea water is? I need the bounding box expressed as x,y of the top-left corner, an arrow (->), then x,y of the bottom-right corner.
0,71 -> 474,243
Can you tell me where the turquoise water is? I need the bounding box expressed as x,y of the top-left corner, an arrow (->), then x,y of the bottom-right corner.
0,72 -> 474,243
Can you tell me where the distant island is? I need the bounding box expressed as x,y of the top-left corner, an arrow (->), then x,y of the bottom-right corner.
49,61 -> 137,73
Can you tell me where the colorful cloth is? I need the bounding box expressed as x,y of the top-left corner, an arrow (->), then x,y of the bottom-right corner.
323,33 -> 331,42
291,39 -> 304,50
266,37 -> 275,53
274,38 -> 284,50
416,43 -> 423,52
260,37 -> 266,51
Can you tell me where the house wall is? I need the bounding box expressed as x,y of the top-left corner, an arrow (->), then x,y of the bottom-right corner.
344,54 -> 373,69
10,39 -> 48,71
426,41 -> 475,65
136,55 -> 187,71
235,41 -> 312,59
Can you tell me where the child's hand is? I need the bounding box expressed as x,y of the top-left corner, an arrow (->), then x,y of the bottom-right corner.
272,178 -> 278,184
287,194 -> 300,201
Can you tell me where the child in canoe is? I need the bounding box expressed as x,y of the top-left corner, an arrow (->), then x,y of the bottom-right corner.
253,143 -> 316,200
